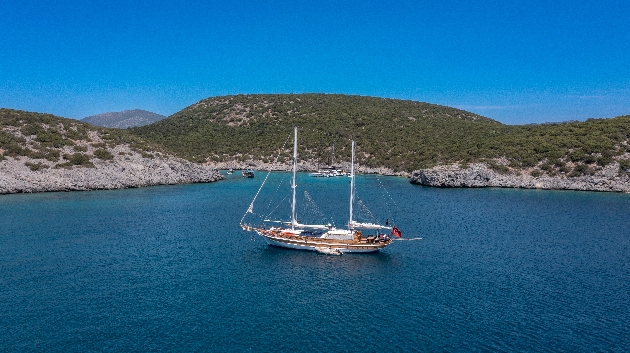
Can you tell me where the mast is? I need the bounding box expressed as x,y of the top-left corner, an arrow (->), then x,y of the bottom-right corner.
349,140 -> 355,229
331,144 -> 334,166
291,126 -> 298,228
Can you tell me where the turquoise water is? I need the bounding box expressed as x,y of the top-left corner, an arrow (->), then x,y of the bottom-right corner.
1,173 -> 629,352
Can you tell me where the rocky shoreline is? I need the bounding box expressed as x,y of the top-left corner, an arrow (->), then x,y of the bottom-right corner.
410,163 -> 630,193
4,154 -> 630,195
212,160 -> 409,177
0,151 -> 223,194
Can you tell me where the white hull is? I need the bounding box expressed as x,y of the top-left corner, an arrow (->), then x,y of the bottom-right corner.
258,231 -> 388,254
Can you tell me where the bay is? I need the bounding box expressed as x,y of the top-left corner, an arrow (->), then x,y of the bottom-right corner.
1,172 -> 629,352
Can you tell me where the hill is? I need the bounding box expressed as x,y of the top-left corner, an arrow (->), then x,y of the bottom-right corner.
0,109 -> 221,194
82,109 -> 165,128
130,94 -> 630,177
130,94 -> 499,171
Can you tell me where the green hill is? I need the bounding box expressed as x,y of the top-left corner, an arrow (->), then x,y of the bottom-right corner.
130,94 -> 630,176
4,94 -> 629,178
0,108 -> 162,168
130,94 -> 501,171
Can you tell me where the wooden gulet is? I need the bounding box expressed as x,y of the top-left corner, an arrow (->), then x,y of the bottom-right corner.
240,127 -> 396,255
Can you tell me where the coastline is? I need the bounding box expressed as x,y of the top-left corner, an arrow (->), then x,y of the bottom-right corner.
409,163 -> 630,193
0,149 -> 223,194
4,156 -> 630,195
212,160 -> 410,177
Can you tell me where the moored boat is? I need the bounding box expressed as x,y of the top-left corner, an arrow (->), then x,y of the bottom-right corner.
242,169 -> 255,178
240,127 -> 402,254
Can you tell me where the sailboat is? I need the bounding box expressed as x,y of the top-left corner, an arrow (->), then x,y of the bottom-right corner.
240,127 -> 400,254
310,144 -> 346,177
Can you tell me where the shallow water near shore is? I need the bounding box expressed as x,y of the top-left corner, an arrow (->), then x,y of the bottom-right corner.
1,172 -> 629,352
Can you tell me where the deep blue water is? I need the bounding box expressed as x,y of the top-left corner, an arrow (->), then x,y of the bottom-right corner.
1,172 -> 629,352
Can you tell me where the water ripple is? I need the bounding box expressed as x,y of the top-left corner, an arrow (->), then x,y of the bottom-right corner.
1,176 -> 629,351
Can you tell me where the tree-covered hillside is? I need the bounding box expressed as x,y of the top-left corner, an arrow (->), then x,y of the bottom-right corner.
0,109 -> 162,169
130,94 -> 500,170
131,94 -> 630,176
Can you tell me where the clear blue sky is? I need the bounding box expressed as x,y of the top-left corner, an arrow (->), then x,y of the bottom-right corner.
1,0 -> 628,124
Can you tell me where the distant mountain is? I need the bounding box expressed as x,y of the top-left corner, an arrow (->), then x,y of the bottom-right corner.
82,109 -> 165,128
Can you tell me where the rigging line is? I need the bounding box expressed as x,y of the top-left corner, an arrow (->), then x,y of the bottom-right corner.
262,178 -> 286,215
265,191 -> 291,220
376,175 -> 402,215
303,190 -> 335,227
240,133 -> 291,225
356,197 -> 379,224
374,175 -> 394,222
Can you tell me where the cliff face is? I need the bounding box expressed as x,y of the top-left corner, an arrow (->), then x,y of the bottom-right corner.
0,147 -> 223,194
410,163 -> 630,193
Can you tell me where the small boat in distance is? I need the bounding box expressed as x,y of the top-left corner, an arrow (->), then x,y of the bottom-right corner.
310,144 -> 346,177
240,127 -> 401,254
242,169 -> 255,178
310,167 -> 346,177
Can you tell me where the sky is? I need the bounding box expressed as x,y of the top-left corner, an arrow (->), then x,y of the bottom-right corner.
1,0 -> 629,124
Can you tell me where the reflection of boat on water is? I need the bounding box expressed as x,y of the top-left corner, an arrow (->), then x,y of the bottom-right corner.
242,169 -> 255,178
240,127 -> 402,254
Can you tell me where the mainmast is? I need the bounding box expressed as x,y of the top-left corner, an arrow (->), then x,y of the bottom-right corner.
291,126 -> 298,228
349,140 -> 355,230
331,144 -> 334,166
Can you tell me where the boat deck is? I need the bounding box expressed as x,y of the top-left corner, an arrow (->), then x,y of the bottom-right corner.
253,228 -> 392,253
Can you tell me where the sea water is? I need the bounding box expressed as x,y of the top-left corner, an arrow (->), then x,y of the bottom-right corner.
1,172 -> 629,352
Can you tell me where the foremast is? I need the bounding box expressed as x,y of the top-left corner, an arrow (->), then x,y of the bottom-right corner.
291,126 -> 298,229
349,140 -> 355,231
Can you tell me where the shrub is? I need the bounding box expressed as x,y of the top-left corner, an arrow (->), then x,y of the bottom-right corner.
487,160 -> 510,174
44,149 -> 60,162
530,169 -> 543,177
553,159 -> 565,167
559,165 -> 570,173
24,161 -> 49,171
568,150 -> 585,162
74,145 -> 88,152
521,157 -> 537,168
63,153 -> 93,166
569,163 -> 593,177
596,156 -> 613,167
540,162 -> 553,171
20,123 -> 47,136
94,148 -> 114,160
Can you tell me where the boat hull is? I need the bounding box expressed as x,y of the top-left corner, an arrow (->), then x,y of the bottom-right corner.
256,230 -> 390,254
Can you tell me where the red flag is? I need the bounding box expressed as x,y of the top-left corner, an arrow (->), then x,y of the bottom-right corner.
391,226 -> 402,238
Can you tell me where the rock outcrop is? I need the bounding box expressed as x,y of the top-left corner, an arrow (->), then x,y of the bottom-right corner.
0,150 -> 223,194
410,163 -> 630,192
0,109 -> 222,194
